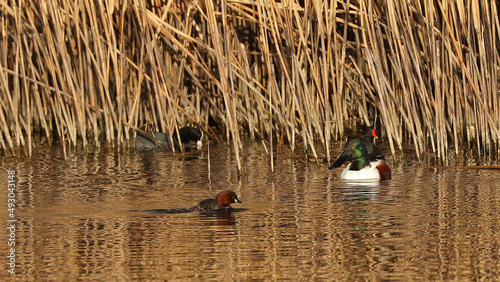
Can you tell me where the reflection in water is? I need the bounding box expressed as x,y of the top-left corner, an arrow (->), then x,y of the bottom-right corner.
339,180 -> 381,202
0,142 -> 499,280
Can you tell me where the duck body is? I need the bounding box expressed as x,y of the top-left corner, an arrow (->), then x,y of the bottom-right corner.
329,138 -> 391,181
188,190 -> 242,212
340,159 -> 391,181
135,126 -> 203,150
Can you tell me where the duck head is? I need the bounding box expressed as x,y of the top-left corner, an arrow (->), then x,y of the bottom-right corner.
329,139 -> 369,171
216,190 -> 242,208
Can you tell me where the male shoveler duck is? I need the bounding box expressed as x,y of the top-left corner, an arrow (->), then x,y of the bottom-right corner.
329,138 -> 391,181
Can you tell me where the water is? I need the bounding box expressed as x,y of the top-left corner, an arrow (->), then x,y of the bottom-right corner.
1,141 -> 499,280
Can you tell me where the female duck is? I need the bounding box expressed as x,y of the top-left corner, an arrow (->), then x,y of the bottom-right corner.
188,190 -> 242,212
329,139 -> 391,181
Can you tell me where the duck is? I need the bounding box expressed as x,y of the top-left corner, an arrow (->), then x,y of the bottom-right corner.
188,190 -> 242,212
329,138 -> 391,181
135,126 -> 203,150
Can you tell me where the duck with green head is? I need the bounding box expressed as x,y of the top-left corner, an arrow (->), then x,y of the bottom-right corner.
329,138 -> 391,181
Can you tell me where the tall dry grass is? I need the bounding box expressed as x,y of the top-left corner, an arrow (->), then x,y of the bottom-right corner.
0,0 -> 498,168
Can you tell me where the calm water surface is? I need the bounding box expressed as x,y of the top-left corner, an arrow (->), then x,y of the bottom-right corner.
1,141 -> 499,280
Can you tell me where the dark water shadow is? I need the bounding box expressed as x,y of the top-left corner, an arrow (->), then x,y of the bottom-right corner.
127,208 -> 247,226
128,207 -> 247,214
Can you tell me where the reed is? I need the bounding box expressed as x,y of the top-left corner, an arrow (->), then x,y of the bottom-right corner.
0,0 -> 498,166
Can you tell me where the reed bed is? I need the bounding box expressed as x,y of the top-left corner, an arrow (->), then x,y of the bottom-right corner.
0,0 -> 498,168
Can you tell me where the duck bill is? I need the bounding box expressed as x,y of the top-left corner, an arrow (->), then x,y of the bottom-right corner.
234,198 -> 242,204
328,151 -> 350,169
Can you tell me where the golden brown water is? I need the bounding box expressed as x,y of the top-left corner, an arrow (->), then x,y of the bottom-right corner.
1,141 -> 500,280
